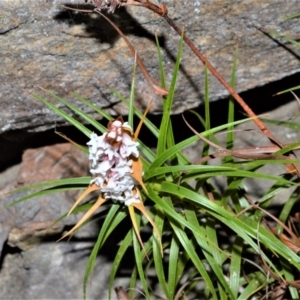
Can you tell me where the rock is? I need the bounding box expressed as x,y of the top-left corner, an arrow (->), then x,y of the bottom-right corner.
0,142 -> 130,299
0,242 -> 127,299
1,0 -> 300,133
1,143 -> 90,252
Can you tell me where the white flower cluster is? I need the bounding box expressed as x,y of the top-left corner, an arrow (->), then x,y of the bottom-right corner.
87,119 -> 141,206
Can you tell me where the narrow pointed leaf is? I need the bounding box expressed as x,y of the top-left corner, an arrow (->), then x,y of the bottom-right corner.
132,201 -> 163,256
128,205 -> 148,259
131,158 -> 148,193
59,195 -> 107,240
67,183 -> 100,215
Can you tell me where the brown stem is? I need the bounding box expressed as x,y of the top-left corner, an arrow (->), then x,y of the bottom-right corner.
115,287 -> 130,300
131,1 -> 300,176
183,115 -> 300,168
126,1 -> 280,145
84,0 -> 300,175
162,14 -> 280,145
96,11 -> 168,96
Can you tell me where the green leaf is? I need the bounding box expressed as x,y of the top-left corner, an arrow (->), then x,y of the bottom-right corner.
104,85 -> 160,138
277,186 -> 299,233
155,35 -> 167,89
202,64 -> 211,157
8,177 -> 90,194
269,30 -> 300,48
151,116 -> 257,168
132,224 -> 150,298
281,12 -> 300,21
181,169 -> 299,186
71,92 -> 113,125
168,234 -> 180,299
129,267 -> 138,299
152,205 -> 170,298
83,205 -> 125,299
109,229 -> 133,299
237,272 -> 266,300
229,236 -> 243,298
41,89 -> 105,134
157,34 -> 183,156
260,117 -> 300,131
170,219 -> 218,300
7,185 -> 87,208
226,45 -> 238,159
144,165 -> 234,180
184,205 -> 234,299
159,182 -> 300,269
32,92 -> 92,138
128,60 -> 137,128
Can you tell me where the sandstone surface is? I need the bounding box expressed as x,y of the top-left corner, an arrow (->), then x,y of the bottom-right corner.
0,0 -> 300,133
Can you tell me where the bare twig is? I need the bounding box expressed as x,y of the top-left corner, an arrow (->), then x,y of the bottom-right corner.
183,115 -> 300,166
127,1 -> 300,176
62,3 -> 168,96
65,0 -> 300,176
115,287 -> 131,300
95,11 -> 168,96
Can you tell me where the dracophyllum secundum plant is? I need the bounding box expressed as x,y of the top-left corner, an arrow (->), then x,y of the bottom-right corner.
9,36 -> 300,300
57,113 -> 162,259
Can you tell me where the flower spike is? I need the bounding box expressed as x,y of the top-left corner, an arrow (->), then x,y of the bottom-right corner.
58,194 -> 107,241
60,107 -> 162,256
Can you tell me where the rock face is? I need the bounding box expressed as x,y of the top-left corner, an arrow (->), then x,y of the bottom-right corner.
0,143 -> 129,299
1,0 -> 300,133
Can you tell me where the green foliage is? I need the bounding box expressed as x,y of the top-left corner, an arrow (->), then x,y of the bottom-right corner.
8,20 -> 300,300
